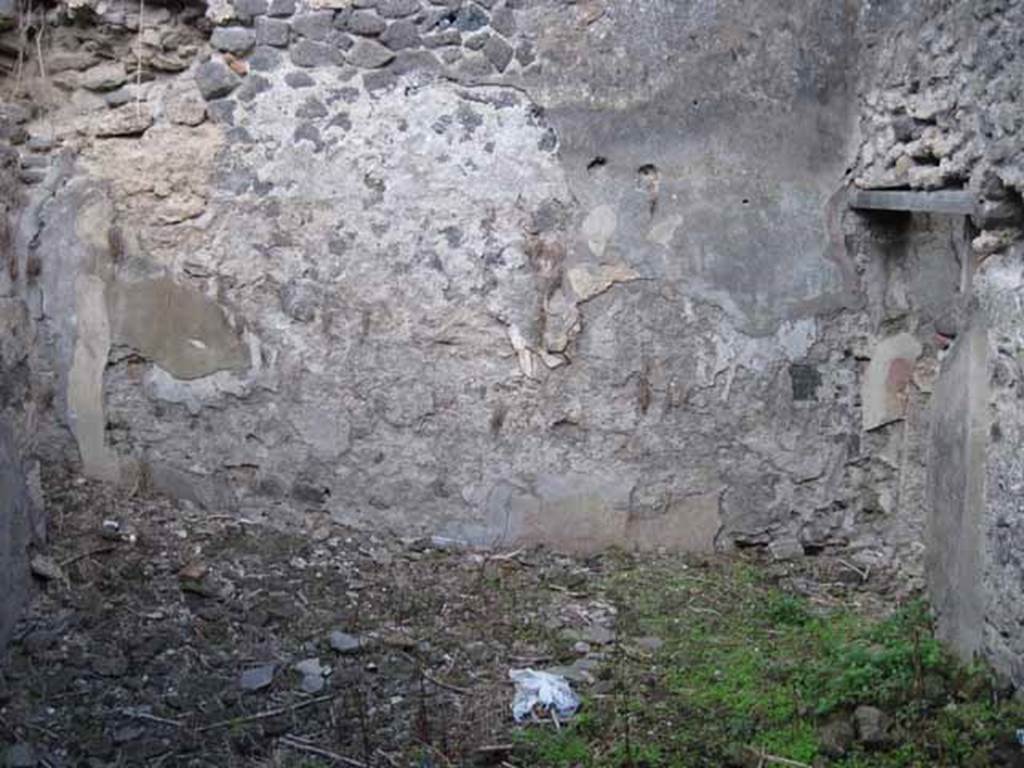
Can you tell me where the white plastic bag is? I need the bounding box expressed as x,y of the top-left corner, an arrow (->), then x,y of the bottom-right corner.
509,668 -> 580,722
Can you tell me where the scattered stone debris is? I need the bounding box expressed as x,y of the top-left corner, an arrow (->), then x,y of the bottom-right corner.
294,658 -> 327,693
27,554 -> 62,582
328,630 -> 363,654
0,476 -> 994,766
853,704 -> 893,748
819,714 -> 856,757
240,663 -> 277,692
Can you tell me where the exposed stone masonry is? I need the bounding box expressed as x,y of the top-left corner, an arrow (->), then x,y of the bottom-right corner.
2,0 -> 1024,685
852,0 -> 1024,683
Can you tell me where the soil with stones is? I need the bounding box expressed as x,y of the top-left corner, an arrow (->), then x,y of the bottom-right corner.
0,475 -> 906,767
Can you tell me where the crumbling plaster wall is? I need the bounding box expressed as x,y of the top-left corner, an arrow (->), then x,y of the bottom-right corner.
852,0 -> 1024,683
0,0 -> 976,580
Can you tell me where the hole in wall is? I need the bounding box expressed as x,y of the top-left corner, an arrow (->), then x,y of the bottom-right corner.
741,198 -> 750,205
637,164 -> 660,216
586,156 -> 607,172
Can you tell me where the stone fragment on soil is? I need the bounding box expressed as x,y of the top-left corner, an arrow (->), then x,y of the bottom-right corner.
239,663 -> 276,691
29,554 -> 63,582
544,657 -> 600,685
329,630 -> 362,654
819,714 -> 855,757
294,657 -> 327,693
581,624 -> 615,645
853,704 -> 892,747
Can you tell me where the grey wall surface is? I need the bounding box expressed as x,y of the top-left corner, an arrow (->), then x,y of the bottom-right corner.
3,0 -> 1024,680
926,320 -> 987,659
0,133 -> 37,652
5,0 -> 888,560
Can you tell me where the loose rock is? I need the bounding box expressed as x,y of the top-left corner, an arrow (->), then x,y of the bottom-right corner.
819,715 -> 856,757
29,555 -> 62,582
294,658 -> 327,693
853,705 -> 892,747
239,663 -> 277,691
328,630 -> 362,654
581,623 -> 615,645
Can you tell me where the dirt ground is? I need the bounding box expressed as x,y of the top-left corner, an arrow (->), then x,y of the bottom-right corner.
0,476 -> 1016,768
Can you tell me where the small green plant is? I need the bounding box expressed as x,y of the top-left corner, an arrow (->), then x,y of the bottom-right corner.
761,592 -> 812,626
519,726 -> 592,767
799,600 -> 949,715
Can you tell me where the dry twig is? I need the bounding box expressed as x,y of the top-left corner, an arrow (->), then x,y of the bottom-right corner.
278,735 -> 368,768
422,669 -> 472,696
476,744 -> 514,754
122,709 -> 183,728
744,746 -> 812,768
197,694 -> 337,732
59,546 -> 116,568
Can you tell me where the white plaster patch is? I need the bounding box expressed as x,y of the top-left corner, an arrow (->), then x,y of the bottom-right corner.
646,213 -> 682,247
581,204 -> 618,258
776,317 -> 817,360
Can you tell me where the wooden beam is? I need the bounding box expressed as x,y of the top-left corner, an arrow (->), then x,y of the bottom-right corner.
849,189 -> 978,216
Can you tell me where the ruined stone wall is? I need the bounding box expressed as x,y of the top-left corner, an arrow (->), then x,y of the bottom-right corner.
852,0 -> 1024,683
4,0 -> 1007,593
4,0 -> 899,561
0,96 -> 42,650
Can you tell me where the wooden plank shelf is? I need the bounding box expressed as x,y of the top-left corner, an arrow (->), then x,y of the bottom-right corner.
849,189 -> 978,216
